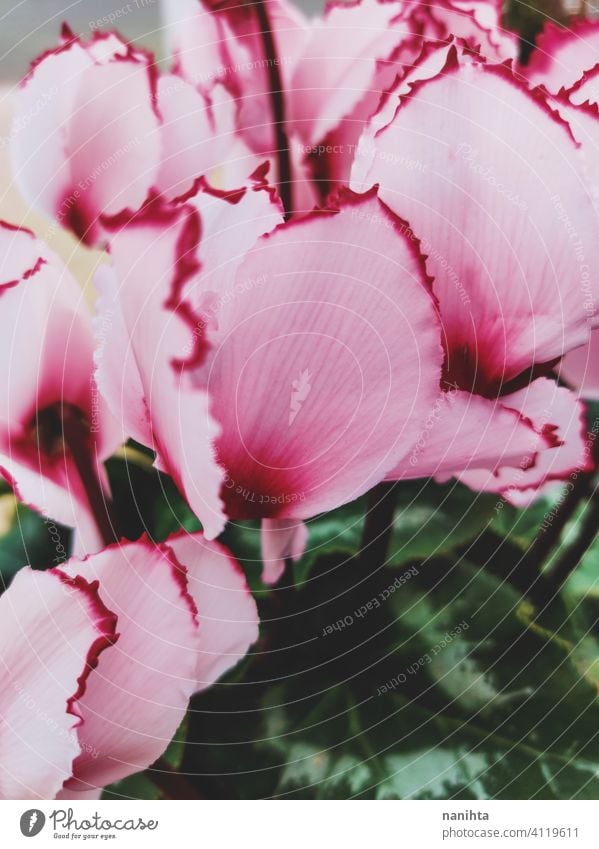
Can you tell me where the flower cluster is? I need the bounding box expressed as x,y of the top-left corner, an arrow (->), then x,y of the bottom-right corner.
1,0 -> 598,799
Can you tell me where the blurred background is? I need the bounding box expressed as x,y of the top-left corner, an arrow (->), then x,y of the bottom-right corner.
0,0 -> 325,83
0,1 -> 595,83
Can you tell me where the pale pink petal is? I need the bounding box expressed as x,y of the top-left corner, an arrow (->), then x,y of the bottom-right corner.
522,19 -> 599,94
155,76 -> 260,201
99,177 -> 282,537
384,390 -> 547,482
12,31 -> 161,245
458,379 -> 590,499
93,263 -> 151,449
0,568 -> 116,799
261,518 -> 308,585
188,170 -> 284,293
355,45 -> 598,391
559,329 -> 599,401
200,188 -> 442,519
102,202 -> 227,538
307,18 -> 425,193
409,0 -> 517,63
0,224 -> 119,550
60,538 -> 199,794
289,0 -> 411,146
0,225 -> 91,425
568,63 -> 599,108
555,94 -> 599,200
350,41 -> 454,190
11,35 -> 95,232
167,532 -> 259,689
162,0 -> 249,92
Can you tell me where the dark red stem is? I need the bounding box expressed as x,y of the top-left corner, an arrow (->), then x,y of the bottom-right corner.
255,0 -> 293,217
61,407 -> 117,547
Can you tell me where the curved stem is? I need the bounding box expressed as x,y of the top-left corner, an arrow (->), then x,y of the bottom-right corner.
255,0 -> 293,217
550,488 -> 599,587
524,472 -> 592,573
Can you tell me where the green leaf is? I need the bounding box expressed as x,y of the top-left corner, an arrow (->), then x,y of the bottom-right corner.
106,449 -> 201,543
0,494 -> 71,590
161,717 -> 188,770
102,773 -> 160,800
187,552 -> 599,799
390,480 -> 497,565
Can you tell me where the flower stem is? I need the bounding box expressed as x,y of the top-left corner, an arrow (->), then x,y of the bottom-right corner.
255,0 -> 293,217
60,406 -> 117,547
549,487 -> 599,587
360,482 -> 398,569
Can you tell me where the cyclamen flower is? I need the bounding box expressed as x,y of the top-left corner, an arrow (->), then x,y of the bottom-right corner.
0,534 -> 258,799
11,27 -> 259,246
351,41 -> 599,499
95,181 -> 443,580
164,0 -> 517,208
0,221 -> 119,551
520,18 -> 599,404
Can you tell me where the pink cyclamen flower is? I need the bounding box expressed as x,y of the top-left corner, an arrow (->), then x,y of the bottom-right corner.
560,330 -> 599,402
0,221 -> 119,551
0,533 -> 258,799
163,0 -> 310,156
164,0 -> 517,211
519,19 -> 599,405
95,179 -> 444,580
11,27 -> 259,246
351,41 -> 599,500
